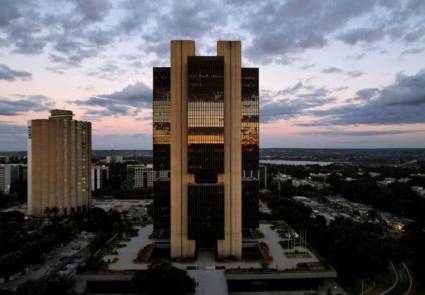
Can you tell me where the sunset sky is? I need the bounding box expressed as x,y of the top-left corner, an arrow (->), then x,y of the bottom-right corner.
1,0 -> 425,150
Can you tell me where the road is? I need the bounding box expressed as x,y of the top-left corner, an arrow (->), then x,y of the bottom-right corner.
0,236 -> 90,291
383,263 -> 412,295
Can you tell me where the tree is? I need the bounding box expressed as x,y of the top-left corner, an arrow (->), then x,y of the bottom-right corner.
15,275 -> 76,295
132,262 -> 196,295
0,252 -> 23,281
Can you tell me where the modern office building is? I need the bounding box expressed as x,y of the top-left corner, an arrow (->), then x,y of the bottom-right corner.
153,40 -> 259,258
28,110 -> 92,217
91,165 -> 110,191
127,164 -> 154,188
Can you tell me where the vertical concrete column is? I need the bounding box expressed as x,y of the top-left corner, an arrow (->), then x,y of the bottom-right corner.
170,40 -> 196,258
40,120 -> 49,215
70,121 -> 76,211
217,41 -> 242,258
64,119 -> 70,214
87,123 -> 92,208
56,120 -> 64,211
48,121 -> 56,209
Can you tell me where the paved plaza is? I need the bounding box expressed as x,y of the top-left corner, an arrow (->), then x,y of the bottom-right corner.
105,223 -> 320,271
105,225 -> 153,270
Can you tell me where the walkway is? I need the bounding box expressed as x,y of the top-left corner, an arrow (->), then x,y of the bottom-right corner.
188,269 -> 228,295
106,224 -> 153,270
259,224 -> 319,270
382,263 -> 412,295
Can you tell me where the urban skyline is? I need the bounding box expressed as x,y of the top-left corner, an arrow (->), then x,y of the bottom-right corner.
1,1 -> 425,151
0,2 -> 424,294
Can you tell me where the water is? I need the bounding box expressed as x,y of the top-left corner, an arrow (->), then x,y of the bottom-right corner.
260,159 -> 334,166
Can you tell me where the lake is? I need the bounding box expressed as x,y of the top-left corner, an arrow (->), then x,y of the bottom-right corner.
260,159 -> 334,166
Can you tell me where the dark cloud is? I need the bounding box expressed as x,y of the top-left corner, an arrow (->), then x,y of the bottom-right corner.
0,0 -> 114,64
345,53 -> 367,60
299,63 -> 315,70
322,67 -> 343,74
321,68 -> 363,77
242,0 -> 383,62
403,27 -> 425,43
347,71 -> 364,78
0,123 -> 27,151
73,82 -> 152,116
306,69 -> 425,125
355,88 -> 379,100
261,82 -> 336,123
276,82 -> 307,95
0,0 -> 20,28
337,26 -> 385,45
73,0 -> 112,23
1,0 -> 424,68
0,95 -> 54,115
86,64 -> 127,80
401,47 -> 425,56
0,64 -> 32,81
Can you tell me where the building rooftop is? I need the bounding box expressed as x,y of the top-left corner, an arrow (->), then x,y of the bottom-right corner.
49,109 -> 74,119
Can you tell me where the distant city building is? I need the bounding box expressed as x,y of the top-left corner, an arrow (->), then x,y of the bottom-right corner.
28,110 -> 92,217
127,164 -> 154,188
369,172 -> 381,178
0,156 -> 10,163
91,165 -> 109,191
398,177 -> 410,183
0,164 -> 26,194
153,40 -> 259,258
309,172 -> 329,181
259,164 -> 268,189
292,179 -> 328,190
274,173 -> 292,183
412,186 -> 425,198
377,177 -> 396,186
0,164 -> 12,194
105,155 -> 124,164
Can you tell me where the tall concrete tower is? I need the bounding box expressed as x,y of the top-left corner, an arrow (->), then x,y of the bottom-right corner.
28,109 -> 92,217
153,41 -> 259,259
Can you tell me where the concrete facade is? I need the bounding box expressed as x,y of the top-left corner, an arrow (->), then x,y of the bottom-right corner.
28,109 -> 92,217
170,40 -> 196,258
168,40 -> 243,258
217,41 -> 242,258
